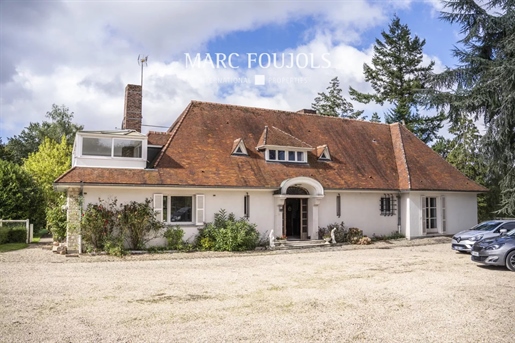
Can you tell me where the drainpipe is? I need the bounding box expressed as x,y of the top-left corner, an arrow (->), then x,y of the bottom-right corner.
397,192 -> 401,234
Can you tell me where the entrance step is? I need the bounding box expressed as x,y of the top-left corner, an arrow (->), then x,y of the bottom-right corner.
273,239 -> 331,250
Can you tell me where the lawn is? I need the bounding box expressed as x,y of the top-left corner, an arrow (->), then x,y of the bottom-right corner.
0,243 -> 28,253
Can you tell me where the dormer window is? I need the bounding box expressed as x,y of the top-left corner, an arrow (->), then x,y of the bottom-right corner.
267,149 -> 306,163
316,145 -> 331,161
231,138 -> 248,156
257,126 -> 312,164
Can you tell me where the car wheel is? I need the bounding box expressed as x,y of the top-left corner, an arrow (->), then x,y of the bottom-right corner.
506,251 -> 515,272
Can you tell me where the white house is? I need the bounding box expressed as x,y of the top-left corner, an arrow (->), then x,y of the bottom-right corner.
54,84 -> 487,252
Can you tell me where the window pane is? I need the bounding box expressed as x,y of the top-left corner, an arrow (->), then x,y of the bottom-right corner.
269,150 -> 276,160
170,196 -> 192,222
113,139 -> 142,158
297,152 -> 303,161
288,151 -> 295,161
82,137 -> 111,156
278,150 -> 285,160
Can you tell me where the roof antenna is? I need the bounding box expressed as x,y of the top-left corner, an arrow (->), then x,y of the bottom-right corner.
138,55 -> 148,87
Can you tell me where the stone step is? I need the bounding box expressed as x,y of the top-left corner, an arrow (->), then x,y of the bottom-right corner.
273,240 -> 332,250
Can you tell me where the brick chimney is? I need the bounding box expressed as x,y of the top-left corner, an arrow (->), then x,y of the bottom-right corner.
122,84 -> 142,132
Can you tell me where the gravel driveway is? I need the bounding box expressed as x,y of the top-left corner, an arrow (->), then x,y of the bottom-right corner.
0,238 -> 513,343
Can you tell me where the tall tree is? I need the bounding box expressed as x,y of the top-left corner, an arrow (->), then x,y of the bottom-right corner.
425,0 -> 515,216
441,117 -> 499,220
0,138 -> 14,162
349,15 -> 444,143
23,136 -> 72,239
312,77 -> 362,119
6,104 -> 83,164
0,159 -> 45,229
23,136 -> 72,206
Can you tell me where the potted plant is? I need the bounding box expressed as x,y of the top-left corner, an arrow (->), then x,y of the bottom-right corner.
323,233 -> 332,243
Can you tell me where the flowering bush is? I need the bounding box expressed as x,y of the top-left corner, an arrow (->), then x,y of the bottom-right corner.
348,227 -> 364,244
81,198 -> 118,251
118,199 -> 163,250
357,236 -> 372,245
81,197 -> 164,252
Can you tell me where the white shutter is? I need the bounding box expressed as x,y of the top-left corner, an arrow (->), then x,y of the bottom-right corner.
195,194 -> 205,225
153,194 -> 163,222
421,196 -> 427,234
441,196 -> 446,233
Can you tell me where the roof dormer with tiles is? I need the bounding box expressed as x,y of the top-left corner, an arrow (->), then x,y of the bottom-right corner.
256,126 -> 313,163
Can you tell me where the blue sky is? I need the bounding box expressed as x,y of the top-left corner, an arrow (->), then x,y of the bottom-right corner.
1,0 -> 464,142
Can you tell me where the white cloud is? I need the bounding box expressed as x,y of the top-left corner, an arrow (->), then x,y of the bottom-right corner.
0,0 -> 450,139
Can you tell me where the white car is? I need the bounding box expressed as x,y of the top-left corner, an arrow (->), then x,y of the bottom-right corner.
451,220 -> 515,253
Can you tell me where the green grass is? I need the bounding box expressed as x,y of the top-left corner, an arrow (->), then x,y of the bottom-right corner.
0,243 -> 28,253
31,237 -> 41,243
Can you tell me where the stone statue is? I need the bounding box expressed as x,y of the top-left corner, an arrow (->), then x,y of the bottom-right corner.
330,228 -> 336,244
269,229 -> 275,248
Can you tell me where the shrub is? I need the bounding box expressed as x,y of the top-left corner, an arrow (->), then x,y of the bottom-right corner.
0,160 -> 46,230
118,199 -> 164,250
8,227 -> 27,243
81,197 -> 165,252
104,237 -> 126,257
357,236 -> 372,245
196,209 -> 259,251
347,227 -> 363,244
371,231 -> 405,241
318,222 -> 347,243
81,198 -> 119,251
0,228 -> 9,244
46,198 -> 67,241
164,225 -> 185,250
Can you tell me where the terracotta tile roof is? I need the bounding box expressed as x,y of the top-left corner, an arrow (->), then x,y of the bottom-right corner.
256,126 -> 312,149
147,131 -> 170,146
55,101 -> 487,193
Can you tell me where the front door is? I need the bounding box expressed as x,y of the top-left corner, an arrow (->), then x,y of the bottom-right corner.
284,198 -> 308,239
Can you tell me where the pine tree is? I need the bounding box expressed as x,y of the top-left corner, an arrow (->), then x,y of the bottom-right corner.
349,15 -> 443,143
369,112 -> 381,123
426,0 -> 515,215
312,77 -> 362,119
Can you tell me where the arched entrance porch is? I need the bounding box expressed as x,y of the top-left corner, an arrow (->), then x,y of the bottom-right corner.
273,177 -> 324,240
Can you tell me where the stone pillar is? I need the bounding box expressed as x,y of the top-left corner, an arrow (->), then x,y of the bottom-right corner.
309,197 -> 323,240
274,196 -> 286,238
66,187 -> 82,253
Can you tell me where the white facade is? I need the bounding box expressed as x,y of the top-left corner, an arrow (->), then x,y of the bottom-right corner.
79,176 -> 479,248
